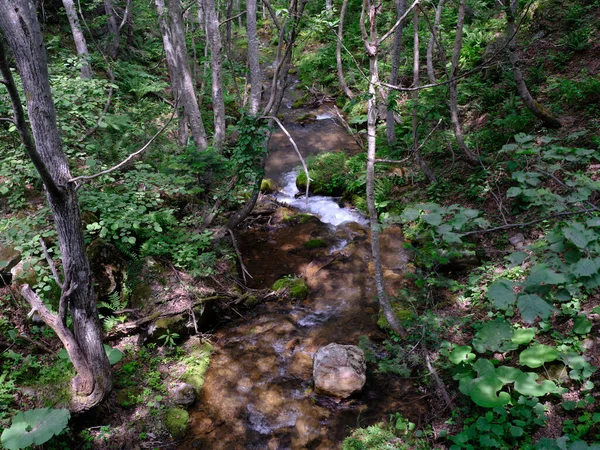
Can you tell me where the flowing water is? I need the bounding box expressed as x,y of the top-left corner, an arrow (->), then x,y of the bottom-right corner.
181,102 -> 428,449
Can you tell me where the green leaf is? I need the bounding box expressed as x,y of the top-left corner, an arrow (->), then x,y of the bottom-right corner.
508,252 -> 528,266
507,187 -> 522,197
510,426 -> 524,437
496,366 -> 522,384
472,319 -> 515,353
469,377 -> 511,408
573,315 -> 592,335
571,258 -> 599,277
422,213 -> 443,226
520,344 -> 559,368
512,328 -> 536,345
487,279 -> 516,309
514,372 -> 559,397
563,223 -> 597,249
525,264 -> 566,291
517,294 -> 557,323
104,345 -> 123,365
1,408 -> 70,449
400,208 -> 419,222
449,346 -> 475,364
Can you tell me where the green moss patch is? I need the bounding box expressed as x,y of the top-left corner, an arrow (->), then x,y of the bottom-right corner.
260,178 -> 277,194
296,152 -> 349,196
164,407 -> 189,439
272,277 -> 309,300
304,239 -> 327,250
183,342 -> 213,391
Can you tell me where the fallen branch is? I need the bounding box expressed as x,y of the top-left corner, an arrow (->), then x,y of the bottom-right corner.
228,228 -> 252,285
423,343 -> 454,411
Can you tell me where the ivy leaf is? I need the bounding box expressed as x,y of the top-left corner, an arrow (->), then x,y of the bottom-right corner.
573,315 -> 592,335
514,372 -> 559,397
487,279 -> 516,309
517,294 -> 557,323
449,346 -> 476,364
571,258 -> 599,277
520,344 -> 559,368
472,319 -> 515,353
1,408 -> 70,449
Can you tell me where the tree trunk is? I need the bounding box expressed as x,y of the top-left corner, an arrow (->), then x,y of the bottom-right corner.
364,0 -> 407,339
505,0 -> 561,128
104,0 -> 120,58
336,0 -> 355,100
204,0 -> 226,148
156,0 -> 209,149
62,0 -> 92,78
426,0 -> 444,84
411,7 -> 437,183
449,0 -> 480,165
246,0 -> 262,115
385,0 -> 406,145
0,1 -> 111,411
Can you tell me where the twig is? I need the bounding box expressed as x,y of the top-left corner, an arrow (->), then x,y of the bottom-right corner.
220,10 -> 246,26
188,306 -> 199,335
261,115 -> 311,205
375,157 -> 411,164
333,105 -> 365,150
378,0 -> 420,45
69,103 -> 177,185
228,228 -> 252,284
423,343 -> 454,411
18,333 -> 54,354
38,238 -> 63,289
459,208 -> 598,236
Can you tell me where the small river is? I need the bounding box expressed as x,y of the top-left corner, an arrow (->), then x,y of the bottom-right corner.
181,101 -> 427,449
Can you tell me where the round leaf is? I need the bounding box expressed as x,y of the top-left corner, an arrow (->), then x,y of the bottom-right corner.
520,345 -> 558,368
514,372 -> 558,397
449,346 -> 475,364
1,408 -> 70,449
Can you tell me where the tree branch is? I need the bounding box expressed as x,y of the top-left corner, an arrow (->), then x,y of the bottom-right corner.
378,0 -> 419,45
39,238 -> 64,289
69,103 -> 177,184
220,10 -> 246,26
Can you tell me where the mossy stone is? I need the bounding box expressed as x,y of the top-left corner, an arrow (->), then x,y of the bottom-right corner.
272,277 -> 309,300
304,239 -> 327,250
116,387 -> 143,408
184,342 -> 213,391
165,407 -> 189,439
260,178 -> 277,194
377,304 -> 412,330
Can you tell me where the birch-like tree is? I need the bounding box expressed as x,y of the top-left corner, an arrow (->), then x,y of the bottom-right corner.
61,0 -> 93,78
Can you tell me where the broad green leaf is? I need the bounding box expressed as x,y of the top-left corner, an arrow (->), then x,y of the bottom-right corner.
422,213 -> 443,226
507,187 -> 522,197
510,426 -> 524,437
586,217 -> 600,228
400,208 -> 419,222
520,344 -> 559,368
104,345 -> 124,365
514,372 -> 558,397
573,315 -> 592,335
517,294 -> 557,323
1,408 -> 70,449
469,377 -> 511,408
563,223 -> 597,249
449,346 -> 475,364
525,264 -> 566,291
512,328 -> 536,345
487,279 -> 516,309
496,366 -> 522,384
472,319 -> 514,353
508,252 -> 528,266
571,258 -> 599,277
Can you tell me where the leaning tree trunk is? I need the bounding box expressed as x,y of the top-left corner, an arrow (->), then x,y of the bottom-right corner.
505,0 -> 561,128
364,0 -> 407,339
336,0 -> 355,100
448,0 -> 480,165
246,0 -> 262,115
62,0 -> 92,78
411,7 -> 437,183
204,0 -> 226,148
156,0 -> 209,149
385,0 -> 406,146
104,0 -> 120,58
0,1 -> 111,412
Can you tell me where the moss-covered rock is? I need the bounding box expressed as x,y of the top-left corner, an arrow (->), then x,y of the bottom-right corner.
164,407 -> 189,439
116,387 -> 143,408
260,178 -> 277,194
295,152 -> 348,197
304,239 -> 327,250
377,303 -> 412,331
184,342 -> 213,391
272,277 -> 309,300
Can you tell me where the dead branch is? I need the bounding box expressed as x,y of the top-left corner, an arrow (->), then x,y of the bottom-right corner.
228,228 -> 252,284
423,343 -> 454,411
39,238 -> 63,289
220,10 -> 246,26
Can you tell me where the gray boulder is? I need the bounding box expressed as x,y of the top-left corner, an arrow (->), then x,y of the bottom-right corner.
172,383 -> 197,407
313,343 -> 366,398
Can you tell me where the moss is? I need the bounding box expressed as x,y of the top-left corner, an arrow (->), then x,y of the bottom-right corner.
164,407 -> 189,439
184,342 -> 213,391
245,295 -> 259,307
296,152 -> 348,196
283,213 -> 318,225
292,94 -> 308,108
272,277 -> 309,300
304,239 -> 327,250
260,178 -> 277,194
377,304 -> 412,331
116,387 -> 143,408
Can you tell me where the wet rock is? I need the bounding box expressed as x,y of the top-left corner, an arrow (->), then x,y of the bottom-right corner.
0,244 -> 21,285
313,343 -> 366,398
164,407 -> 189,439
260,178 -> 277,194
172,383 -> 196,407
272,277 -> 309,300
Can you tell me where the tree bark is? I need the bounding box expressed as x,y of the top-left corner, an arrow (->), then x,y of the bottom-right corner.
156,0 -> 209,149
246,0 -> 262,115
449,0 -> 480,165
62,0 -> 93,78
0,1 -> 111,411
385,0 -> 406,145
364,0 -> 407,339
104,0 -> 120,58
204,0 -> 227,148
411,7 -> 437,183
336,0 -> 355,100
426,0 -> 444,84
505,0 -> 561,128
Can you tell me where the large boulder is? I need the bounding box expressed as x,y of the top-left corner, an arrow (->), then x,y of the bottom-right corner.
313,343 -> 366,398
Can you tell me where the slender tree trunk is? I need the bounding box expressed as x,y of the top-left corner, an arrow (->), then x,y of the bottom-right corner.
0,1 -> 111,411
505,0 -> 560,128
247,0 -> 262,115
204,0 -> 226,148
364,0 -> 407,339
62,0 -> 92,78
336,0 -> 355,100
426,0 -> 444,84
411,7 -> 437,183
449,0 -> 480,165
104,0 -> 120,58
156,0 -> 209,149
385,0 -> 406,145
225,0 -> 233,54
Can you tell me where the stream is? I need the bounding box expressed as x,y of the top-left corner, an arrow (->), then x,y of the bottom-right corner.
181,101 -> 428,449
